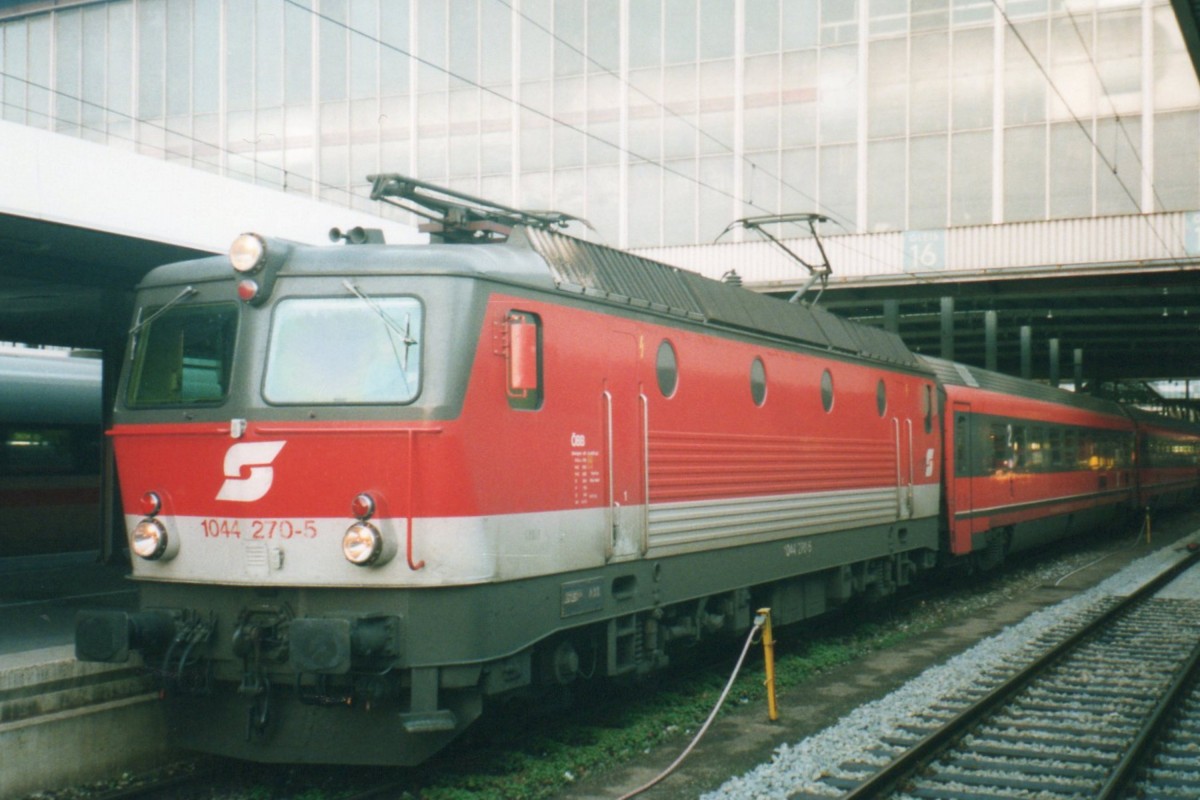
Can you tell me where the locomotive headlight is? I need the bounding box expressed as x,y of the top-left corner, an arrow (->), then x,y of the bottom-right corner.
342,522 -> 383,566
131,519 -> 169,560
229,232 -> 266,273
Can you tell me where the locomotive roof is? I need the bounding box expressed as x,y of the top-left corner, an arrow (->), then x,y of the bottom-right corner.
918,355 -> 1130,418
139,228 -> 922,370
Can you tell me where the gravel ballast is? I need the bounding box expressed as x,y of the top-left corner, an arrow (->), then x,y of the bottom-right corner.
702,530 -> 1200,800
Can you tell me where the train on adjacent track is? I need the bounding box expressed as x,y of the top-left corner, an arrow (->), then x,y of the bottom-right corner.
74,176 -> 1200,765
0,351 -> 102,560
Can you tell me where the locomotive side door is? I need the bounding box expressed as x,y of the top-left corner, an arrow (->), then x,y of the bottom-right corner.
603,330 -> 646,561
893,416 -> 913,518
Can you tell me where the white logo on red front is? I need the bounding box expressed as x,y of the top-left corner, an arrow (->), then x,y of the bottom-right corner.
217,441 -> 286,502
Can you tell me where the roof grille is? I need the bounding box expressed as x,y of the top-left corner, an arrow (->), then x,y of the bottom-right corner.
523,227 -> 919,368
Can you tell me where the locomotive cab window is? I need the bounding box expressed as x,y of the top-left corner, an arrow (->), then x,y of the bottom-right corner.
127,302 -> 238,408
505,311 -> 543,411
264,296 -> 423,405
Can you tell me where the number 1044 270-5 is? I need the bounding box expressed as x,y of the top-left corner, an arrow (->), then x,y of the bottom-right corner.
199,518 -> 318,539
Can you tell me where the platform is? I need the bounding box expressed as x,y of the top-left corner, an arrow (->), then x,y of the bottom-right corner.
0,556 -> 171,800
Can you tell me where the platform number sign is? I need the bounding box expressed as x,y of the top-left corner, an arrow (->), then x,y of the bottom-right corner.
1187,211 -> 1200,256
904,230 -> 946,271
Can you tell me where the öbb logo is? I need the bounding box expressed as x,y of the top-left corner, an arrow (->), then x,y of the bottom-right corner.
217,441 -> 286,502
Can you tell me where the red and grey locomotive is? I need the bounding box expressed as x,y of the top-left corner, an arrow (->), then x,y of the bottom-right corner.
75,176 -> 1200,765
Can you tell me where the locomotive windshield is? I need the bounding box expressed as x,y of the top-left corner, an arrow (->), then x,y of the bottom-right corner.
263,296 -> 423,405
126,303 -> 238,407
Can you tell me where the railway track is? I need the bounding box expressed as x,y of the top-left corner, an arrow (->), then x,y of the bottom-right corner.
793,544 -> 1200,800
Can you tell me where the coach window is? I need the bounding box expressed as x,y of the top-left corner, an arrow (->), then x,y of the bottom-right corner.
1011,426 -> 1027,469
750,357 -> 767,406
656,340 -> 678,398
820,369 -> 834,412
990,423 -> 1011,472
1026,427 -> 1041,469
922,384 -> 934,433
876,379 -> 887,417
506,312 -> 543,411
1063,429 -> 1078,468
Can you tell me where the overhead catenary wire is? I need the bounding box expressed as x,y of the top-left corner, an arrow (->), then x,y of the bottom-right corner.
285,0 -> 919,285
485,0 -> 926,277
280,0 -> 767,221
6,0 -> 1191,278
490,0 -> 846,228
0,73 -> 365,206
991,0 -> 1189,263
1059,6 -> 1191,257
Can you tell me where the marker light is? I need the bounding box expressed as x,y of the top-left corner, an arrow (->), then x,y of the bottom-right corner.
342,523 -> 383,566
131,519 -> 169,560
351,493 -> 375,521
138,491 -> 162,517
236,279 -> 260,302
229,233 -> 266,273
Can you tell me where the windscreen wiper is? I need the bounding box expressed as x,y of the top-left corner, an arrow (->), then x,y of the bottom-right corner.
342,280 -> 417,395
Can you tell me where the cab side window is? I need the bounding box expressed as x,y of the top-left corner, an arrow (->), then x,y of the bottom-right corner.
505,311 -> 543,411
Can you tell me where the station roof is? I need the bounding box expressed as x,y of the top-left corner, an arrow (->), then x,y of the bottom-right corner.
639,214 -> 1200,386
811,267 -> 1200,384
0,121 -> 420,351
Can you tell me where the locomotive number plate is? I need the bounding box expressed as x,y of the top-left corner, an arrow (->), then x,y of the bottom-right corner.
200,518 -> 318,540
783,539 -> 814,557
561,577 -> 604,618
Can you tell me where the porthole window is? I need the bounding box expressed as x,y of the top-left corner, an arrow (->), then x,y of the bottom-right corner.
820,369 -> 834,412
876,379 -> 887,417
656,340 -> 678,397
750,357 -> 767,406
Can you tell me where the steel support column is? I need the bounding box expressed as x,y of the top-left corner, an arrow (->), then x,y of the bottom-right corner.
883,299 -> 899,334
985,310 -> 997,372
1049,338 -> 1060,387
1020,325 -> 1032,380
940,297 -> 954,361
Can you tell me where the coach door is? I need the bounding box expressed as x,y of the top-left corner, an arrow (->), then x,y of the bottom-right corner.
603,330 -> 646,561
953,402 -> 973,525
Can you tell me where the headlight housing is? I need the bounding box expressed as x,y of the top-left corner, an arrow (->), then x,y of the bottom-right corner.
131,518 -> 169,560
229,232 -> 266,273
342,522 -> 383,566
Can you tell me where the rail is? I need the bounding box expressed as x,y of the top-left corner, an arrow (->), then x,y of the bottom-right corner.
838,543 -> 1200,799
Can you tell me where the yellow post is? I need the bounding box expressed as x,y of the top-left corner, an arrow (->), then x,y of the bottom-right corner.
1145,507 -> 1152,544
757,608 -> 778,722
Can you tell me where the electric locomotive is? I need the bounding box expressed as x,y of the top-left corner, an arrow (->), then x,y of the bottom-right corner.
75,177 -> 945,764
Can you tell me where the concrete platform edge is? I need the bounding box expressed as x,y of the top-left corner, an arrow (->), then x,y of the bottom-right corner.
0,691 -> 175,800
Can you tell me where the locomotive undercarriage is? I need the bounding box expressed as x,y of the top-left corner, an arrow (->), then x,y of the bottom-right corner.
77,521 -> 938,764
